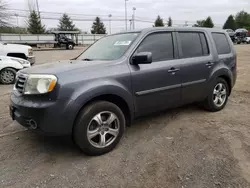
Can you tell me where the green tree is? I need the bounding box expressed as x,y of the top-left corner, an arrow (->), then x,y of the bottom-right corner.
193,20 -> 205,27
58,13 -> 76,31
153,15 -> 164,27
167,17 -> 172,27
235,11 -> 250,29
223,15 -> 237,30
91,17 -> 106,34
193,16 -> 214,28
203,16 -> 214,28
27,10 -> 45,34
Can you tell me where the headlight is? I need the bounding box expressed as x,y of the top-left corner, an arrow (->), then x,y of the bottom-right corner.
11,58 -> 29,65
24,74 -> 57,94
28,48 -> 33,56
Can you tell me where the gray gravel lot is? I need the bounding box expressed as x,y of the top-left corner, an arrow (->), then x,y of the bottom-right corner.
1,46 -> 250,188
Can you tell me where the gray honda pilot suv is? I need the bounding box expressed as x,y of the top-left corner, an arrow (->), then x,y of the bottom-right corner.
10,27 -> 237,155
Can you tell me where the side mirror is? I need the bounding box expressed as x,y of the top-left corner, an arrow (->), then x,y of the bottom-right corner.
132,52 -> 152,65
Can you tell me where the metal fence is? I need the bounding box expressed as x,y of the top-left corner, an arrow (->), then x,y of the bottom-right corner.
0,33 -> 105,46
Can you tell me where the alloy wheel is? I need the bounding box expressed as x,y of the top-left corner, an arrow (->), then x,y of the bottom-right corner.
87,111 -> 120,148
213,83 -> 227,107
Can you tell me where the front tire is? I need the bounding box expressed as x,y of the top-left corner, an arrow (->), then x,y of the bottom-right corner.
203,78 -> 229,112
73,101 -> 126,156
0,68 -> 16,84
67,43 -> 74,50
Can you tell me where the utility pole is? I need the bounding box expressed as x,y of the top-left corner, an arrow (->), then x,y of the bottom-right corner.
132,7 -> 136,30
14,14 -> 19,27
125,0 -> 129,31
35,0 -> 41,18
108,14 -> 112,34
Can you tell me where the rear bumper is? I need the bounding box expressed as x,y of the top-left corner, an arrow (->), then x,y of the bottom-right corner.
27,56 -> 35,65
10,92 -> 79,136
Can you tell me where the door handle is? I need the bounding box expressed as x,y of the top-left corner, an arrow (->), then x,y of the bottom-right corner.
205,62 -> 214,67
168,67 -> 180,75
168,68 -> 180,73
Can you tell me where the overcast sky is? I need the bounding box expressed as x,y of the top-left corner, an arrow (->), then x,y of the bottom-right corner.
8,0 -> 250,33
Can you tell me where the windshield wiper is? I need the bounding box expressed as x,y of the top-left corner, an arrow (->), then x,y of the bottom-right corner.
82,58 -> 93,61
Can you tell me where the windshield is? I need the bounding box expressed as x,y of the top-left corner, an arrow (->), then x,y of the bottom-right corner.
77,33 -> 139,61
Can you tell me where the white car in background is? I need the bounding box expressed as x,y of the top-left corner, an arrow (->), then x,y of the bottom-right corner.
0,42 -> 35,65
0,56 -> 31,84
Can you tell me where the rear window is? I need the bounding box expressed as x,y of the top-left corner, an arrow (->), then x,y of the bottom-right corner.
179,32 -> 208,58
212,33 -> 231,55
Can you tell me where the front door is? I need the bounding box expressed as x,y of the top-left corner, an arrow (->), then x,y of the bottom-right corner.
129,32 -> 182,116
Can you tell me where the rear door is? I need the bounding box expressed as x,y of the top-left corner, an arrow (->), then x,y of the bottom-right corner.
175,30 -> 214,103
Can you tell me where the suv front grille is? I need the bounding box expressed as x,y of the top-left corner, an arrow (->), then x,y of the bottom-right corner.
15,74 -> 28,94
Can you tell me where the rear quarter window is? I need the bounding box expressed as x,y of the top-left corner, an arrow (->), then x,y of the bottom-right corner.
212,33 -> 231,55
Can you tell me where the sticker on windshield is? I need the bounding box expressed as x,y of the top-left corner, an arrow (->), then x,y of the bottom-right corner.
114,41 -> 131,46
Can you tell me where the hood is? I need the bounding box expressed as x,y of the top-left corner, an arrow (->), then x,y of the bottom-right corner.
20,60 -> 113,75
3,43 -> 32,49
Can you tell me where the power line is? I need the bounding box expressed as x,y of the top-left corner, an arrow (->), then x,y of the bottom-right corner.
7,9 -> 224,27
7,8 -> 125,18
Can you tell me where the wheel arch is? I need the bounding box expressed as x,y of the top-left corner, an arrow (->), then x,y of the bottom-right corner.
218,75 -> 232,95
0,67 -> 19,72
209,68 -> 233,96
75,94 -> 132,127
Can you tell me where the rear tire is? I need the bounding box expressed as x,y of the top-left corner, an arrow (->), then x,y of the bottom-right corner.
0,68 -> 16,84
203,78 -> 229,112
73,101 -> 125,156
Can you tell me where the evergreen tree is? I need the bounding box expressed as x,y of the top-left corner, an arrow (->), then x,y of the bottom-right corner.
27,10 -> 45,34
58,13 -> 76,31
193,17 -> 214,28
223,15 -> 237,30
203,16 -> 214,28
154,15 -> 164,27
91,17 -> 106,34
167,17 -> 172,27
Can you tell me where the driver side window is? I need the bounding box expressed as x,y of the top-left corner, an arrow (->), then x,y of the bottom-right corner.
136,32 -> 174,62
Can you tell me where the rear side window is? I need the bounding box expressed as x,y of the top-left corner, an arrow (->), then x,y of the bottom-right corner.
212,33 -> 231,55
178,32 -> 204,58
137,32 -> 174,62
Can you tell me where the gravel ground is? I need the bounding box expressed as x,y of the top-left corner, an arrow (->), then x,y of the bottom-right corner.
1,45 -> 250,188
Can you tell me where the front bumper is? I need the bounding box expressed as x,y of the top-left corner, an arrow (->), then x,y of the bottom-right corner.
27,56 -> 35,65
10,92 -> 79,136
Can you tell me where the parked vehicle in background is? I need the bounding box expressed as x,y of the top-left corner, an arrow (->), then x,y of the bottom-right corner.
246,37 -> 250,44
52,31 -> 79,50
0,42 -> 35,65
10,27 -> 237,156
0,33 -> 105,48
0,56 -> 30,84
235,28 -> 248,44
225,29 -> 236,42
